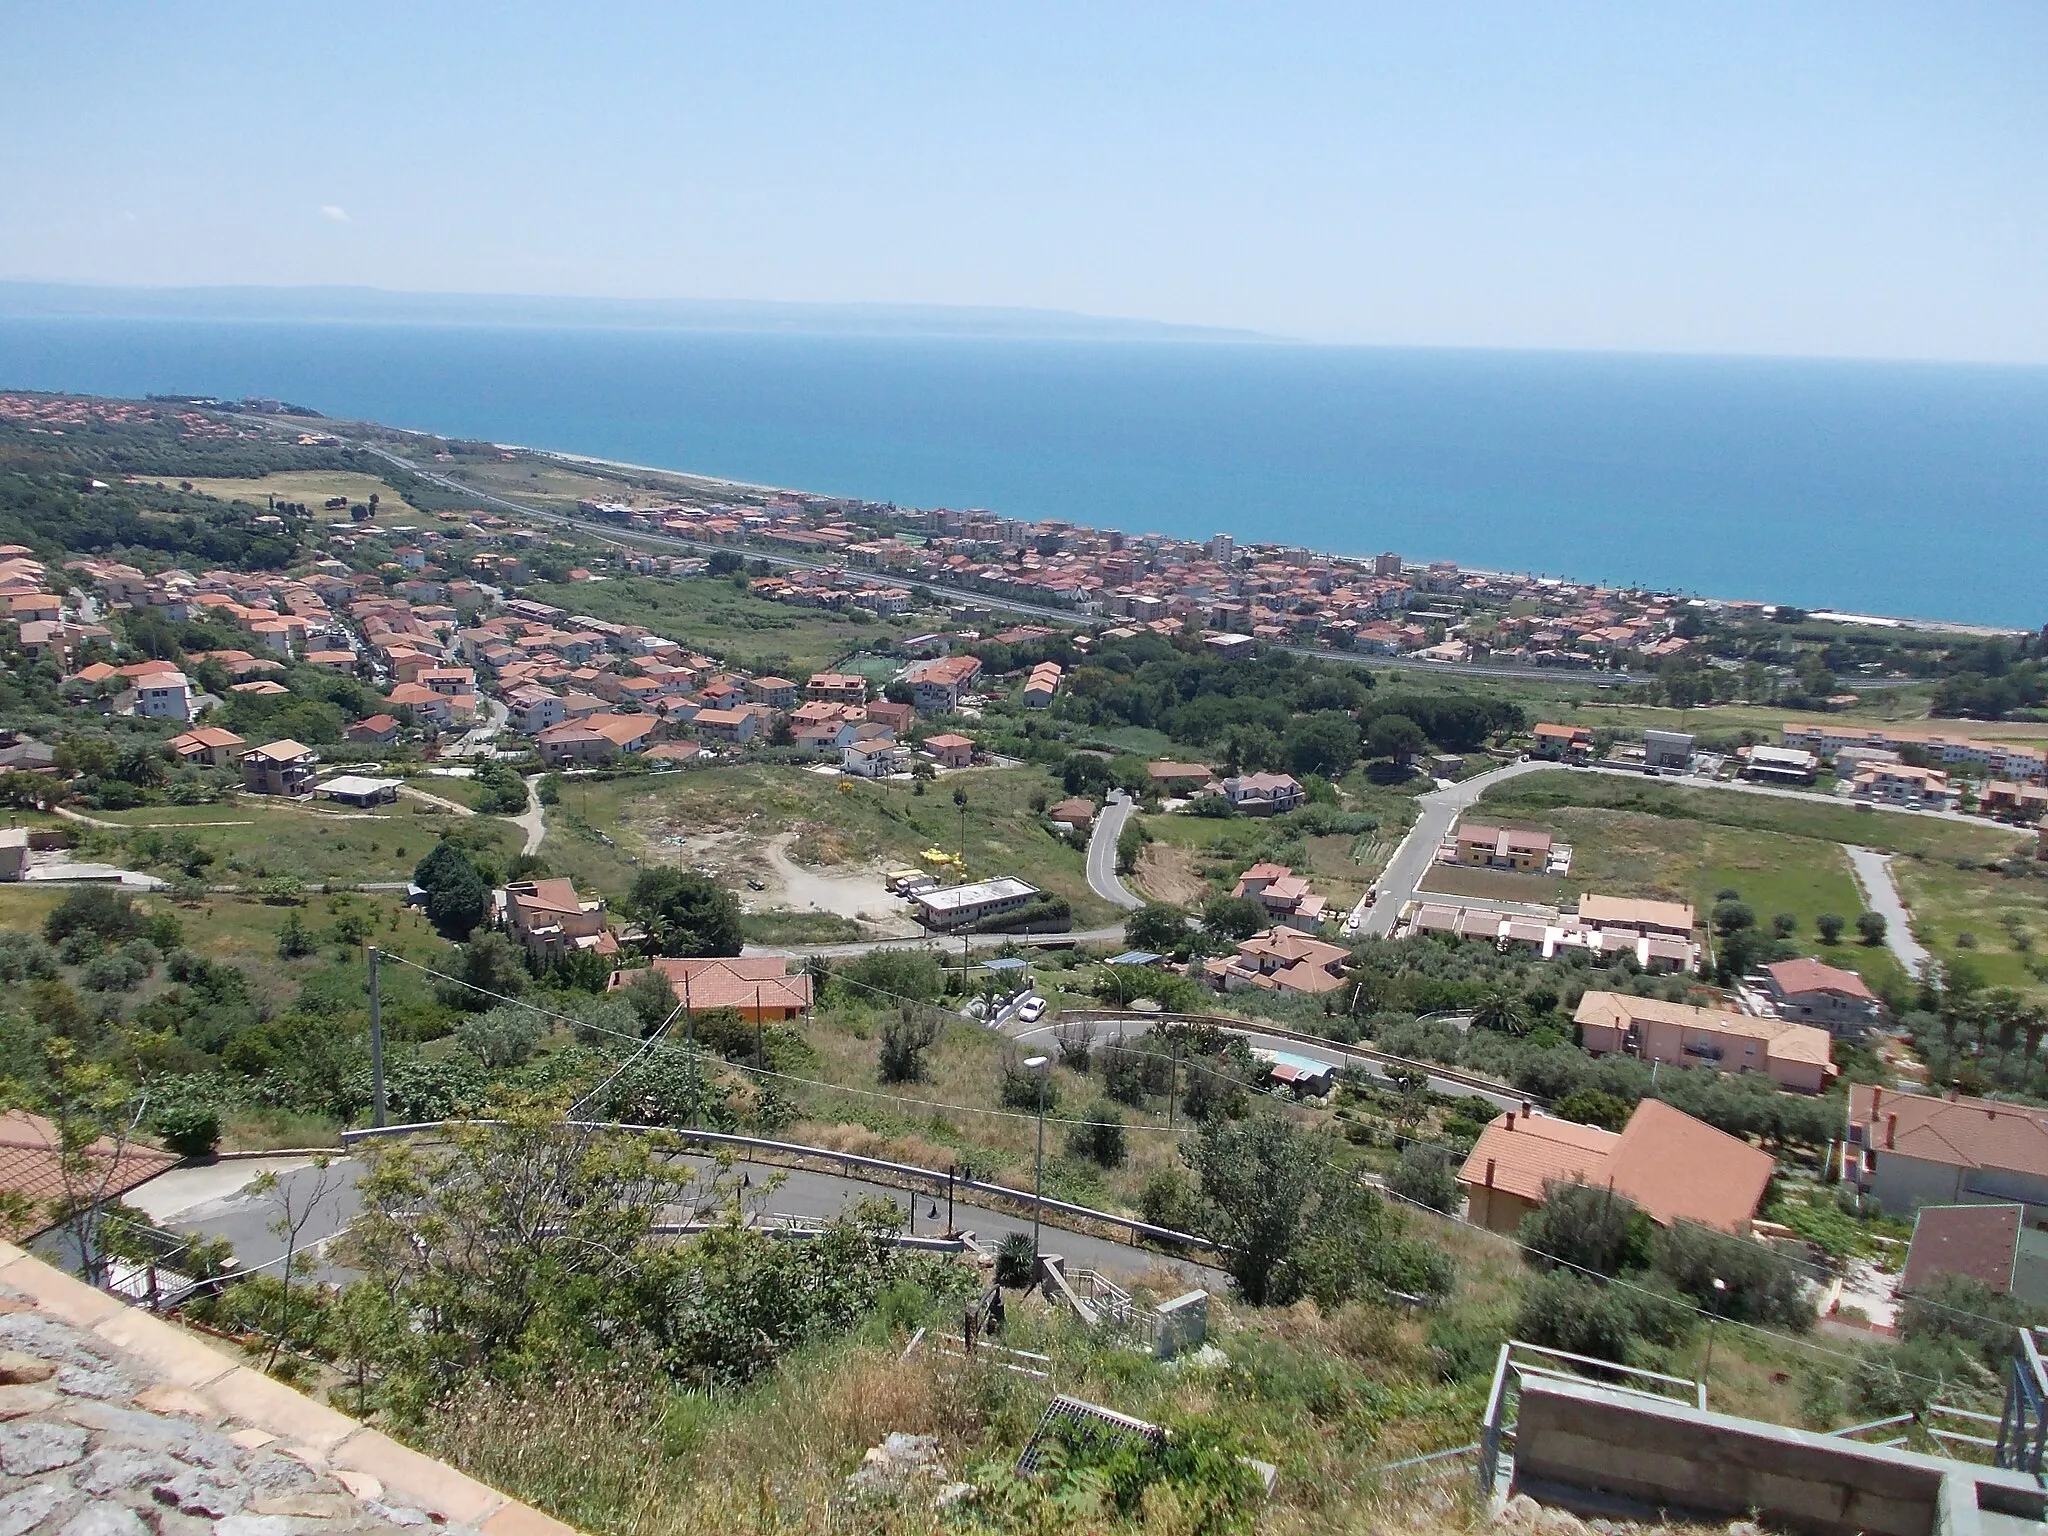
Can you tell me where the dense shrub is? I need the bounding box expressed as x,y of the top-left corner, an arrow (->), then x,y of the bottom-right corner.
1386,1143 -> 1461,1213
1656,1220 -> 1813,1330
1514,1271 -> 1687,1366
1064,1101 -> 1128,1168
1519,1181 -> 1656,1278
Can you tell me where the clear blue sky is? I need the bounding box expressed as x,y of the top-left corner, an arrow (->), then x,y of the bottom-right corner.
5,3 -> 2045,361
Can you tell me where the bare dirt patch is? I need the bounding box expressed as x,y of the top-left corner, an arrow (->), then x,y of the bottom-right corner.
764,833 -> 920,935
1133,842 -> 1207,906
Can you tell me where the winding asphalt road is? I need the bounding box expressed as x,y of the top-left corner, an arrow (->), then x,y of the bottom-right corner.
1359,759 -> 1556,937
132,1151 -> 1224,1290
1087,791 -> 1145,911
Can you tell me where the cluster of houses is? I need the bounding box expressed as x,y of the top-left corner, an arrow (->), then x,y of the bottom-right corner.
1769,723 -> 2048,815
571,489 -> 1727,670
495,874 -> 816,1020
31,547 -> 1022,781
1402,893 -> 1703,974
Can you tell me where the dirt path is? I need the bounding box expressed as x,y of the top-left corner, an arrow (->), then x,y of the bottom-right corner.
1845,844 -> 1932,979
53,807 -> 255,830
398,784 -> 475,817
511,774 -> 547,856
761,831 -> 922,935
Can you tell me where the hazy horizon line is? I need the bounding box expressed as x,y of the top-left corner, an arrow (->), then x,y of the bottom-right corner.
5,278 -> 2048,370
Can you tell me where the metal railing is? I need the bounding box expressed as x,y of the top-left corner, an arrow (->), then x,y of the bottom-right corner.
1997,1328 -> 2048,1476
1476,1340 -> 1705,1499
1928,1402 -> 2003,1460
1828,1411 -> 1914,1449
340,1119 -> 1223,1255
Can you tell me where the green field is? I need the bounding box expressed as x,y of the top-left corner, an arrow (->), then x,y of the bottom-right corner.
72,796 -> 520,885
1481,770 -> 2026,863
1892,858 -> 2048,999
521,576 -> 929,677
543,762 -> 1115,924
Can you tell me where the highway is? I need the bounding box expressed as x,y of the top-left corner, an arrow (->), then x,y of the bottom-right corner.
1086,790 -> 1145,911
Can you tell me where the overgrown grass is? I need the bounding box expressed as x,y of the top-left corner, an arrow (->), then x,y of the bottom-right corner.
1481,769 -> 2025,863
522,575 -> 928,678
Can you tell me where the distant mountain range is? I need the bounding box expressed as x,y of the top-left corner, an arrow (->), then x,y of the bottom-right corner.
0,281 -> 1276,343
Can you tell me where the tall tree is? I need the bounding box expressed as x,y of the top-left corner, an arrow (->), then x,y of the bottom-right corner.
628,868 -> 743,958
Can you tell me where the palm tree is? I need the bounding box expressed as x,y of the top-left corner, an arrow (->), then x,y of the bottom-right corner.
1985,989 -> 2028,1081
2021,1005 -> 2048,1089
1471,984 -> 1531,1037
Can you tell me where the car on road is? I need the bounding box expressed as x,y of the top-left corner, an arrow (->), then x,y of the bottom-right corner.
1016,997 -> 1047,1024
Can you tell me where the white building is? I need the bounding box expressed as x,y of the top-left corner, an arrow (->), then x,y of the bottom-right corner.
841,739 -> 910,778
911,876 -> 1040,931
131,669 -> 195,723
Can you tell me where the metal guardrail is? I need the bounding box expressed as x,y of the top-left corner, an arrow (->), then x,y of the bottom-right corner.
339,1119 -> 1224,1254
1059,1009 -> 1531,1105
1476,1340 -> 1704,1499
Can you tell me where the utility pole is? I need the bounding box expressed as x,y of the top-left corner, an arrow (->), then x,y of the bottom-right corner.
1167,1034 -> 1178,1132
366,945 -> 386,1128
1026,1055 -> 1049,1266
755,985 -> 765,1071
684,972 -> 697,1130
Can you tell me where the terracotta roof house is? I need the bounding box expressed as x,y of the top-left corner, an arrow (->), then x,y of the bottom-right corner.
609,955 -> 813,1022
1531,723 -> 1594,760
1230,863 -> 1328,931
1457,1098 -> 1775,1237
1147,761 -> 1215,792
806,672 -> 868,704
1217,772 -> 1305,816
922,732 -> 975,770
167,726 -> 246,768
1454,823 -> 1554,872
0,1110 -> 179,1241
1575,989 -> 1834,1094
1458,1109 -> 1616,1236
1208,927 -> 1350,995
1047,797 -> 1096,831
345,713 -> 402,745
692,706 -> 758,745
533,720 -> 620,767
503,877 -> 621,960
1900,1203 -> 2048,1305
1575,895 -> 1695,937
1761,958 -> 1882,1038
1846,1083 -> 2048,1220
866,699 -> 915,734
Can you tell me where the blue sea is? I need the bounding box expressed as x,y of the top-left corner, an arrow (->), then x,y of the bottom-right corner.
2,317 -> 2044,628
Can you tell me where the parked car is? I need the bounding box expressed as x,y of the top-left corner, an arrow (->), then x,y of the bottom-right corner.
1016,997 -> 1047,1024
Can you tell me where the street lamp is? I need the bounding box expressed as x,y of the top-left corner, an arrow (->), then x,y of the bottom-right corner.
1701,1276 -> 1728,1395
1024,1054 -> 1050,1268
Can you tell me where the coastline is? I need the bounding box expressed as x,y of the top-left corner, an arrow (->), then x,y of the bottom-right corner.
501,439 -> 2029,640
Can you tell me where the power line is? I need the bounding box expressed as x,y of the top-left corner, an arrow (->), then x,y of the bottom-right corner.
377,951 -> 1212,1133
375,954 -> 2037,1352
